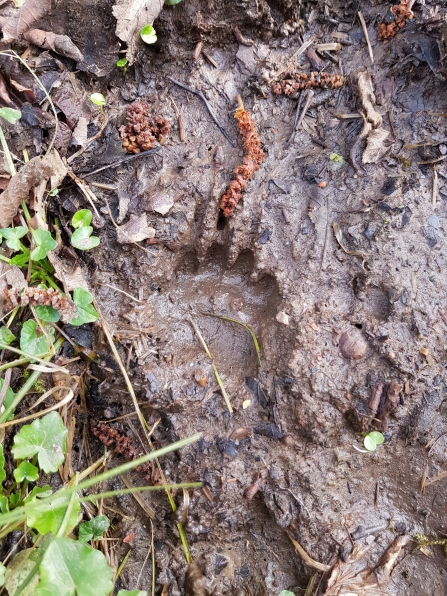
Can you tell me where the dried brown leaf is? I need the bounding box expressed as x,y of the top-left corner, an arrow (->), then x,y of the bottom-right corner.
23,29 -> 84,62
0,151 -> 66,229
112,0 -> 164,63
116,214 -> 156,243
1,0 -> 51,42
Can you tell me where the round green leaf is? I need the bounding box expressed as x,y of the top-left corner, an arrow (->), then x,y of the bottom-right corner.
0,226 -> 27,251
69,288 -> 99,326
31,229 -> 57,261
140,25 -> 157,44
363,435 -> 377,451
116,58 -> 128,68
20,320 -> 55,356
27,495 -> 80,535
12,411 -> 67,473
36,538 -> 114,596
0,107 -> 21,125
72,209 -> 93,229
13,461 -> 39,483
5,549 -> 39,596
165,0 -> 182,4
71,227 -> 100,251
368,431 -> 384,445
78,515 -> 110,542
279,592 -> 296,596
90,93 -> 105,106
0,326 -> 16,345
34,306 -> 61,323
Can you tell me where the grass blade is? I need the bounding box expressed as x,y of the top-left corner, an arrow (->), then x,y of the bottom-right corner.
203,312 -> 262,367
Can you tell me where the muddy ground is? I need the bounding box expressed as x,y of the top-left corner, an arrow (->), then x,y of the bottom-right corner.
2,0 -> 447,594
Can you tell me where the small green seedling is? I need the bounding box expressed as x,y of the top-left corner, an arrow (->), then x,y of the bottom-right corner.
71,209 -> 100,251
78,515 -> 110,542
165,0 -> 183,4
69,288 -> 99,326
140,25 -> 157,44
279,592 -> 296,596
363,431 -> 384,452
329,152 -> 345,170
0,107 -> 21,125
90,93 -> 106,113
116,58 -> 128,75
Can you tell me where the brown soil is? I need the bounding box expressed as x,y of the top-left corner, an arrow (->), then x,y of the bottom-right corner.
2,0 -> 447,594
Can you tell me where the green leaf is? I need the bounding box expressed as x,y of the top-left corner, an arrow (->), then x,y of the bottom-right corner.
0,445 -> 5,486
10,253 -> 29,267
0,107 -> 21,124
36,537 -> 114,596
69,288 -> 99,326
20,320 -> 55,356
30,229 -> 57,261
165,0 -> 182,4
140,24 -> 157,44
9,491 -> 20,507
116,58 -> 128,68
90,93 -> 105,107
278,592 -> 296,596
12,411 -> 67,473
0,226 -> 27,251
0,563 -> 5,587
5,549 -> 40,596
0,325 -> 16,345
117,591 -> 148,596
0,377 -> 16,420
71,227 -> 100,251
368,431 -> 384,445
0,495 -> 8,513
78,515 -> 110,542
27,495 -> 80,535
34,306 -> 61,323
72,209 -> 92,229
23,485 -> 52,504
363,435 -> 377,451
14,461 -> 39,483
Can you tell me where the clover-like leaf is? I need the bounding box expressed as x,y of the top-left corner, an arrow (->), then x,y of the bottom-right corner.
140,25 -> 157,44
12,411 -> 67,473
23,485 -> 52,504
13,461 -> 39,483
0,445 -> 5,487
34,306 -> 61,323
0,326 -> 16,345
69,288 -> 99,326
78,515 -> 110,542
0,226 -> 27,251
363,435 -> 377,452
72,209 -> 93,229
71,227 -> 100,251
36,538 -> 114,596
31,229 -> 57,261
368,431 -> 384,445
27,495 -> 80,535
116,58 -> 128,68
90,93 -> 105,107
20,320 -> 55,356
0,107 -> 21,125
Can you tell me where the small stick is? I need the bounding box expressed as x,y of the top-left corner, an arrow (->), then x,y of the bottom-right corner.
167,76 -> 235,146
432,165 -> 438,208
358,11 -> 374,65
232,25 -> 253,46
171,98 -> 185,142
306,46 -> 323,71
192,41 -> 203,61
80,146 -> 161,178
201,49 -> 218,68
286,89 -> 315,146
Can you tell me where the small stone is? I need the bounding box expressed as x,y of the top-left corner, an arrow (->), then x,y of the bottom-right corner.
194,368 -> 208,387
276,311 -> 290,325
339,328 -> 368,360
281,435 -> 294,447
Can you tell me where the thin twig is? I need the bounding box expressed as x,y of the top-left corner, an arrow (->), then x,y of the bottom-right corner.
67,117 -> 110,164
97,282 -> 144,304
80,146 -> 161,178
432,165 -> 438,208
66,170 -> 101,218
167,76 -> 235,146
286,89 -> 315,147
358,11 -> 374,64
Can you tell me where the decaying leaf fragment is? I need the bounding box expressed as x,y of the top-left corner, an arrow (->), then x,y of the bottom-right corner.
112,0 -> 164,63
116,214 -> 156,243
24,29 -> 84,62
323,535 -> 410,595
0,151 -> 66,229
355,71 -> 390,164
0,0 -> 51,42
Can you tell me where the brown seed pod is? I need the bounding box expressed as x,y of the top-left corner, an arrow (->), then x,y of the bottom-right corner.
339,328 -> 368,360
193,367 -> 208,387
230,427 -> 251,441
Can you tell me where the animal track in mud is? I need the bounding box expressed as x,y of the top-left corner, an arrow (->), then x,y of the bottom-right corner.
146,247 -> 280,401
